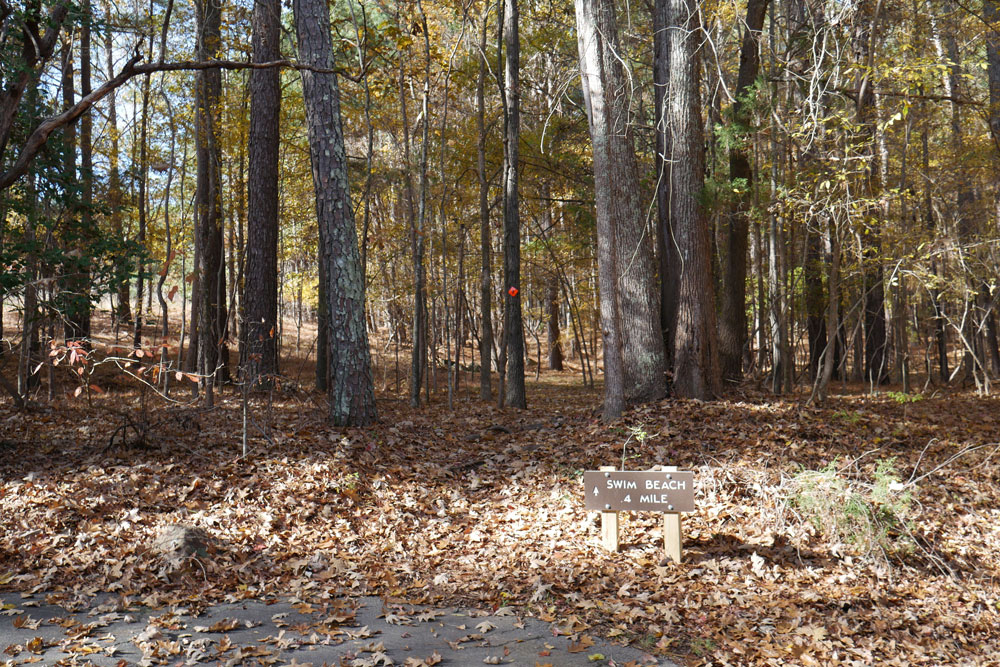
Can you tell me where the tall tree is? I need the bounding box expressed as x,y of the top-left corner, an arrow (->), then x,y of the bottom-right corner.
59,38 -> 78,339
135,56 -> 150,349
408,1 -> 430,407
502,0 -> 526,409
63,0 -> 94,342
717,0 -> 769,383
476,9 -> 493,401
662,0 -> 720,399
853,0 -> 889,385
241,0 -> 281,385
194,0 -> 226,405
294,0 -> 376,425
654,0 -> 677,369
104,19 -> 130,329
988,0 -> 1000,158
576,0 -> 666,420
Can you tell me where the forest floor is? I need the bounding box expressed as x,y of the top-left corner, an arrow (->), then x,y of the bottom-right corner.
0,317 -> 999,665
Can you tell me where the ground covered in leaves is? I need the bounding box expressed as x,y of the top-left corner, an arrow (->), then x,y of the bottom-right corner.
1,375 -> 999,665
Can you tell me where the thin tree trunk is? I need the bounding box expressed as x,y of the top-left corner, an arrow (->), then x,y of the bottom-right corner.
104,24 -> 130,329
814,215 -> 840,402
194,0 -> 225,405
718,0 -> 769,383
547,280 -> 563,371
654,0 -> 676,371
476,10 -> 493,401
854,0 -> 889,385
158,91 -> 176,392
502,0 -> 526,409
60,39 -> 79,341
135,64 -> 150,349
74,0 -> 94,341
805,224 -> 826,379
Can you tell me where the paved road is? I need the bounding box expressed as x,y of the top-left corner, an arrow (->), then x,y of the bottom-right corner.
0,593 -> 673,666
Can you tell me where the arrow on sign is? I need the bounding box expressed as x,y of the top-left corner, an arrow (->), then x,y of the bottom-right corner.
593,487 -> 599,496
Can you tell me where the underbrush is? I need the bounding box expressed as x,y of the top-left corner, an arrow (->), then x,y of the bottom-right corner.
786,457 -> 915,563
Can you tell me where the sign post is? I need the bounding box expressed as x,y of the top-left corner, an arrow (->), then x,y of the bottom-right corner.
598,466 -> 618,552
584,466 -> 695,563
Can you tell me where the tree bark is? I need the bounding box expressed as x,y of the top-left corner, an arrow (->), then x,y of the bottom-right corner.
241,0 -> 281,386
853,0 -> 889,385
664,0 -> 720,399
502,0 -> 526,409
718,0 -> 769,384
104,23 -> 130,329
654,0 -> 677,372
476,10 -> 493,400
59,39 -> 81,342
135,62 -> 150,349
294,0 -> 376,425
577,0 -> 666,419
68,0 -> 94,341
194,0 -> 225,405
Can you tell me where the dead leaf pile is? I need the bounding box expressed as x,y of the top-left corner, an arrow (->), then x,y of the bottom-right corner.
1,379 -> 999,665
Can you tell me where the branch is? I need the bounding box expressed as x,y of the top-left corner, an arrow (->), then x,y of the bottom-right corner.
135,57 -> 366,81
768,76 -> 984,107
0,53 -> 366,190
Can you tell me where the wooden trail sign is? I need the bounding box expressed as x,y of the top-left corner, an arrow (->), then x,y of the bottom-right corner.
584,469 -> 695,512
586,466 -> 695,563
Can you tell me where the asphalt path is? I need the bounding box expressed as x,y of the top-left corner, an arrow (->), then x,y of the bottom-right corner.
0,593 -> 674,666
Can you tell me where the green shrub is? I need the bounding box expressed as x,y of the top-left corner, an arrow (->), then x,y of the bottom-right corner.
790,457 -> 913,560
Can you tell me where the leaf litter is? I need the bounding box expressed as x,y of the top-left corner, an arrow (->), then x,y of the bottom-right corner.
0,380 -> 998,664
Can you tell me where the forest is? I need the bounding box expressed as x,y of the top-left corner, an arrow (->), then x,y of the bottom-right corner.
1,0 -> 1000,664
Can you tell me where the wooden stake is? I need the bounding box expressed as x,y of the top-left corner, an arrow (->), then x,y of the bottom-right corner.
599,465 -> 619,551
663,466 -> 682,563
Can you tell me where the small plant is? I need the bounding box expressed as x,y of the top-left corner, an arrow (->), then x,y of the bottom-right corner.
690,637 -> 717,657
621,424 -> 649,469
833,409 -> 863,424
887,391 -> 924,422
887,391 -> 923,404
789,457 -> 914,561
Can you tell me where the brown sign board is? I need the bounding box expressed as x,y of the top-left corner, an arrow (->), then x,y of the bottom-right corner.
584,470 -> 695,513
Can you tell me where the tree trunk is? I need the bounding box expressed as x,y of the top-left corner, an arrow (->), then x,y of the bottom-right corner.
547,280 -> 563,371
194,0 -> 225,405
853,0 -> 889,385
502,0 -> 526,409
60,40 -> 79,342
241,0 -> 281,386
577,0 -> 666,419
718,0 -> 769,384
986,0 -> 1000,377
814,215 -> 840,402
135,65 -> 150,349
294,0 -> 376,425
105,24 -> 130,329
69,2 -> 94,341
664,0 -> 719,399
315,248 -> 328,390
476,9 -> 493,400
654,0 -> 677,372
